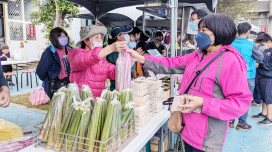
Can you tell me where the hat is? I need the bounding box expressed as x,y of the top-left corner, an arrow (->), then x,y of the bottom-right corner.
76,25 -> 107,48
111,25 -> 133,39
1,45 -> 9,50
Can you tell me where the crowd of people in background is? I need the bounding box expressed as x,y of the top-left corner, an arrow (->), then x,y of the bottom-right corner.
0,6 -> 271,152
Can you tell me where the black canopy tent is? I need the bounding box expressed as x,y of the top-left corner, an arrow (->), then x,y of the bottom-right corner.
77,13 -> 134,28
163,0 -> 216,12
66,0 -> 147,19
67,0 -> 216,19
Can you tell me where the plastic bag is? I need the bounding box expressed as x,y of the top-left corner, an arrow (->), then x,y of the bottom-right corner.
29,87 -> 50,106
0,119 -> 23,141
115,50 -> 132,91
0,136 -> 34,152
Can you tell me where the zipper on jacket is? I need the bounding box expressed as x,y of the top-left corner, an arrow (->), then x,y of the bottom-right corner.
183,61 -> 201,93
52,49 -> 62,77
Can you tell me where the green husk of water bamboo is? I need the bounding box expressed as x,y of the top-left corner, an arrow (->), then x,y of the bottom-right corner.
99,98 -> 121,152
85,98 -> 105,151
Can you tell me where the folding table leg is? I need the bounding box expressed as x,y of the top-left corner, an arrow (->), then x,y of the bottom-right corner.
158,127 -> 164,152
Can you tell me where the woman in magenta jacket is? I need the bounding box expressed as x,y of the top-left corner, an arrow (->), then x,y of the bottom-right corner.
128,14 -> 252,152
68,25 -> 127,98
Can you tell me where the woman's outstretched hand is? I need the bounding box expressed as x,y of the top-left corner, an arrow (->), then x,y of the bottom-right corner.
127,48 -> 145,64
113,41 -> 128,52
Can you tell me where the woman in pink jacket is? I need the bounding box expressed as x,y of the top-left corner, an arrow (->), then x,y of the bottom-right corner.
68,25 -> 127,98
128,14 -> 252,152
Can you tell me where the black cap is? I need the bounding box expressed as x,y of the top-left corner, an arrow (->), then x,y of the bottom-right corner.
111,25 -> 133,39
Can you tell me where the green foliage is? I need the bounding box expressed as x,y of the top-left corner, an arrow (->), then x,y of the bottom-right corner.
30,0 -> 79,41
217,0 -> 257,22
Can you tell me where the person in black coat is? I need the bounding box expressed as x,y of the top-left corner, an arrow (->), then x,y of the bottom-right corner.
0,61 -> 10,107
136,31 -> 150,54
36,27 -> 72,99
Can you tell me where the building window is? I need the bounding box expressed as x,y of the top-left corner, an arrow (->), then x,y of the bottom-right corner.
7,0 -> 23,20
9,22 -> 23,41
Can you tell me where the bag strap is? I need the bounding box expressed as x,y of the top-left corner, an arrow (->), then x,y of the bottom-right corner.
183,50 -> 229,94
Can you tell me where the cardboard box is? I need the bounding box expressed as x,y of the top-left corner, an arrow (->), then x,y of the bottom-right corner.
133,94 -> 150,103
136,112 -> 154,127
150,136 -> 168,152
135,102 -> 153,118
145,79 -> 163,89
155,88 -> 164,98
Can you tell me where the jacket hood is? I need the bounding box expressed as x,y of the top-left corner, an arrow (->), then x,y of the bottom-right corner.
197,45 -> 247,75
49,45 -> 72,53
221,45 -> 247,75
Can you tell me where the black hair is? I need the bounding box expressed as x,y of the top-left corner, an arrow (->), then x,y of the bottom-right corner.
191,9 -> 208,19
256,31 -> 265,36
49,27 -> 69,49
131,27 -> 141,35
108,37 -> 117,45
198,13 -> 237,46
129,33 -> 135,37
237,22 -> 252,35
139,31 -> 150,41
256,33 -> 272,43
186,40 -> 194,45
81,41 -> 86,49
155,31 -> 163,38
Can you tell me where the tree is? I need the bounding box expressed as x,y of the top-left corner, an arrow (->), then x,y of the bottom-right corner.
30,0 -> 79,39
217,0 -> 256,22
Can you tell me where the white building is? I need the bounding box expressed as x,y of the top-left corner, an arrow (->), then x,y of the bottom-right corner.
0,0 -> 89,61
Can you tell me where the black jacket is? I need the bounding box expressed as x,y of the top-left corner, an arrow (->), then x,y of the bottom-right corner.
36,45 -> 72,99
0,62 -> 8,87
258,48 -> 272,78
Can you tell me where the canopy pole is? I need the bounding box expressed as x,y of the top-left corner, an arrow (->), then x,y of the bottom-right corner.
170,0 -> 177,98
168,0 -> 178,150
181,6 -> 185,55
174,0 -> 178,57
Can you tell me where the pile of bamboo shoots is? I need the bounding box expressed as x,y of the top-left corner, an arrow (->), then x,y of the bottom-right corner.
38,83 -> 135,152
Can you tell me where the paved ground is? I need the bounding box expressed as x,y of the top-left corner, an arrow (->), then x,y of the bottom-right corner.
1,104 -> 271,152
223,106 -> 272,152
0,104 -> 46,137
9,70 -> 40,96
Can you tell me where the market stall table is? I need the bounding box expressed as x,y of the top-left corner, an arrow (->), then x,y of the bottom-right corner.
19,110 -> 170,152
1,60 -> 38,90
121,109 -> 170,152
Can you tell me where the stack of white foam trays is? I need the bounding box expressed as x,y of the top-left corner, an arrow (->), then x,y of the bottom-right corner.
132,78 -> 164,127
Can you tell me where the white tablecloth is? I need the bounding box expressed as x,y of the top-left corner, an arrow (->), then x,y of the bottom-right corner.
1,60 -> 37,65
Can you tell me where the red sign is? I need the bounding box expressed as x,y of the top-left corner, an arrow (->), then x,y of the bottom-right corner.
260,27 -> 266,32
29,24 -> 35,37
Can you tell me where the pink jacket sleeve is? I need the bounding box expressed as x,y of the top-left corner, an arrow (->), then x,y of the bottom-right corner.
68,47 -> 104,72
201,55 -> 252,121
143,52 -> 197,74
106,62 -> 116,80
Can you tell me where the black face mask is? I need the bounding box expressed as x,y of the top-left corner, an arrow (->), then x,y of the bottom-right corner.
156,39 -> 162,42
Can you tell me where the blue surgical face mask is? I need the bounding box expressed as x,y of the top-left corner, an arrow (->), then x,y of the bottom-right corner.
124,34 -> 130,42
189,21 -> 198,31
127,42 -> 136,49
195,32 -> 213,49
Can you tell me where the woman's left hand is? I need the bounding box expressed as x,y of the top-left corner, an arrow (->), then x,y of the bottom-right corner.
136,47 -> 145,56
178,94 -> 204,113
126,49 -> 145,64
